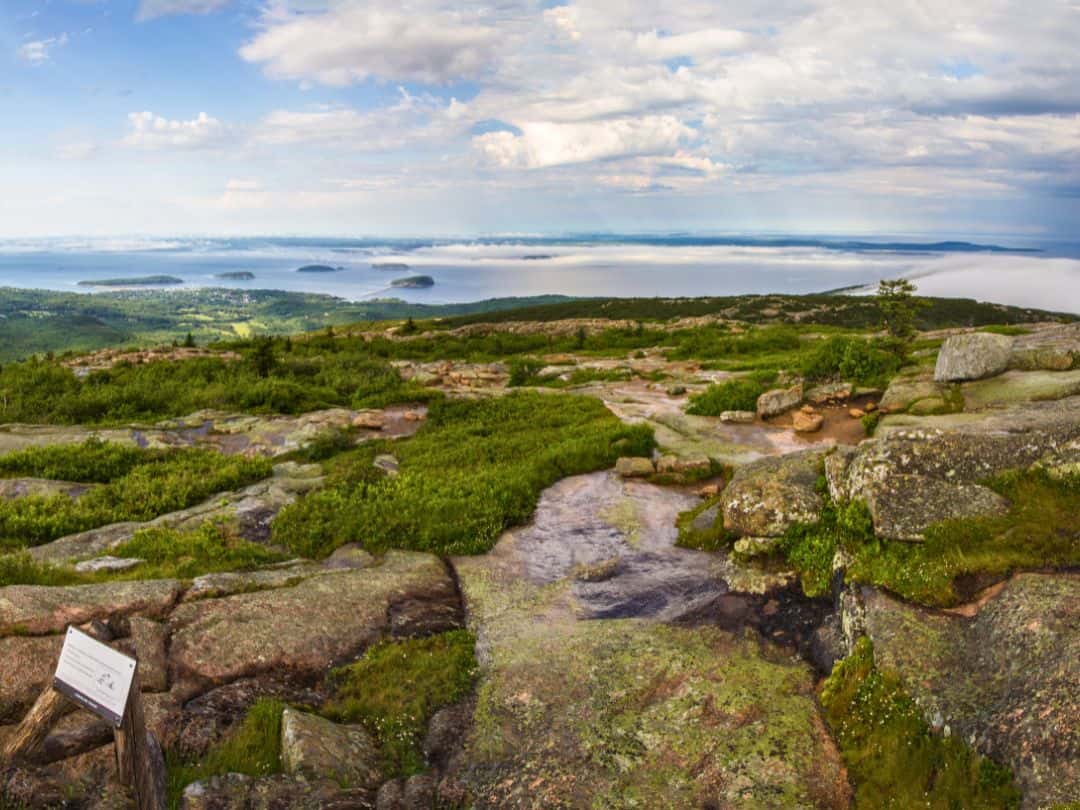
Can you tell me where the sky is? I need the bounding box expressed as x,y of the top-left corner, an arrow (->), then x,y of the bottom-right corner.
2,0 -> 1079,238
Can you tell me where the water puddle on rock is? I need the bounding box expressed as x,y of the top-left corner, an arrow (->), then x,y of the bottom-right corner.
460,471 -> 830,658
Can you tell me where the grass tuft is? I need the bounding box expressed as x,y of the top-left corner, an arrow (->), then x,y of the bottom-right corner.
166,698 -> 286,809
821,638 -> 1020,809
323,630 -> 479,778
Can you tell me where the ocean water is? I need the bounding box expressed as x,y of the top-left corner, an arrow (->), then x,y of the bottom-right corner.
0,236 -> 1077,312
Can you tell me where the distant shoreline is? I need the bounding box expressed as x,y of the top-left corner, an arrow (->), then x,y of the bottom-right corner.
77,275 -> 185,288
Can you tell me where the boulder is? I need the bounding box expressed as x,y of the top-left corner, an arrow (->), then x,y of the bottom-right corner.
806,382 -> 853,404
1010,323 -> 1079,371
934,332 -> 1013,382
792,410 -> 824,433
689,503 -> 719,533
756,383 -> 803,418
128,617 -> 169,693
721,448 -> 826,537
880,372 -> 949,412
168,552 -> 459,690
719,410 -> 756,423
614,456 -> 654,478
847,408 -> 865,419
0,579 -> 181,636
281,708 -> 382,790
373,454 -> 400,477
655,453 -> 711,476
862,475 -> 1009,541
860,574 -> 1079,808
0,635 -> 64,722
74,556 -> 143,574
352,411 -> 385,430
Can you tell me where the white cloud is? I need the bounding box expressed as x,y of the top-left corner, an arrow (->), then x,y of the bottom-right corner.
474,116 -> 695,169
240,1 -> 501,86
17,34 -> 68,64
634,28 -> 749,61
56,141 -> 99,161
136,0 -> 230,21
122,111 -> 230,150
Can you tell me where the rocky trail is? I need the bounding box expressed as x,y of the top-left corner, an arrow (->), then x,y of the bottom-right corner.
0,324 -> 1077,808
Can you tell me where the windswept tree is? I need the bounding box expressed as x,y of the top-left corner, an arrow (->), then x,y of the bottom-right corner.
877,278 -> 925,340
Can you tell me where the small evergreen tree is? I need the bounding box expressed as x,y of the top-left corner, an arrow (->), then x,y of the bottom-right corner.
251,337 -> 276,379
877,278 -> 925,341
183,332 -> 196,348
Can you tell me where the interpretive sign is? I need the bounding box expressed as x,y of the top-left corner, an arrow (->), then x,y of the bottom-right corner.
53,626 -> 137,728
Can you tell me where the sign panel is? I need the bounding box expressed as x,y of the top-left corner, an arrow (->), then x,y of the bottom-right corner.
53,626 -> 137,728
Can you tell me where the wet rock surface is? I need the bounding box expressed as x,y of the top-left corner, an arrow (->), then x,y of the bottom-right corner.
449,471 -> 848,808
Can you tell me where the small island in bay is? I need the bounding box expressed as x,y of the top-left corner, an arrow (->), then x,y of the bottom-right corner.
77,275 -> 185,287
296,264 -> 342,274
521,254 -> 554,260
372,262 -> 411,271
390,274 -> 435,288
215,271 -> 256,281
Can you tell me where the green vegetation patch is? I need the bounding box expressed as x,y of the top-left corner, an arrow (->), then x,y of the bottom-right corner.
166,698 -> 286,809
0,349 -> 433,425
674,499 -> 734,552
0,438 -> 148,483
0,448 -> 271,550
323,630 -> 479,777
773,468 -> 1079,606
0,523 -> 285,587
799,335 -> 903,386
820,638 -> 1020,809
686,378 -> 765,415
846,468 -> 1080,606
271,392 -> 654,557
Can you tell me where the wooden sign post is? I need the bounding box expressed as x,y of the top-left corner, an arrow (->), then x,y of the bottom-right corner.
0,625 -> 165,810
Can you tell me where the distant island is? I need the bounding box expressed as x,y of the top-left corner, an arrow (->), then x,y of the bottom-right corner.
78,275 -> 184,287
390,275 -> 435,288
296,265 -> 342,274
216,271 -> 256,281
521,254 -> 554,261
372,262 -> 410,271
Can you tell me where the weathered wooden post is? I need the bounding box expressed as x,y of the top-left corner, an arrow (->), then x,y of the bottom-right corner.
0,625 -> 165,810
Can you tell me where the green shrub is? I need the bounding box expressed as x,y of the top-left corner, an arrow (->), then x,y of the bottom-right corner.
800,336 -> 901,385
0,438 -> 148,483
861,411 -> 881,436
685,379 -> 764,415
0,449 -> 272,550
821,638 -> 1020,808
508,357 -> 545,386
324,630 -> 478,777
112,523 -> 286,579
0,551 -> 86,588
272,392 -> 655,558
